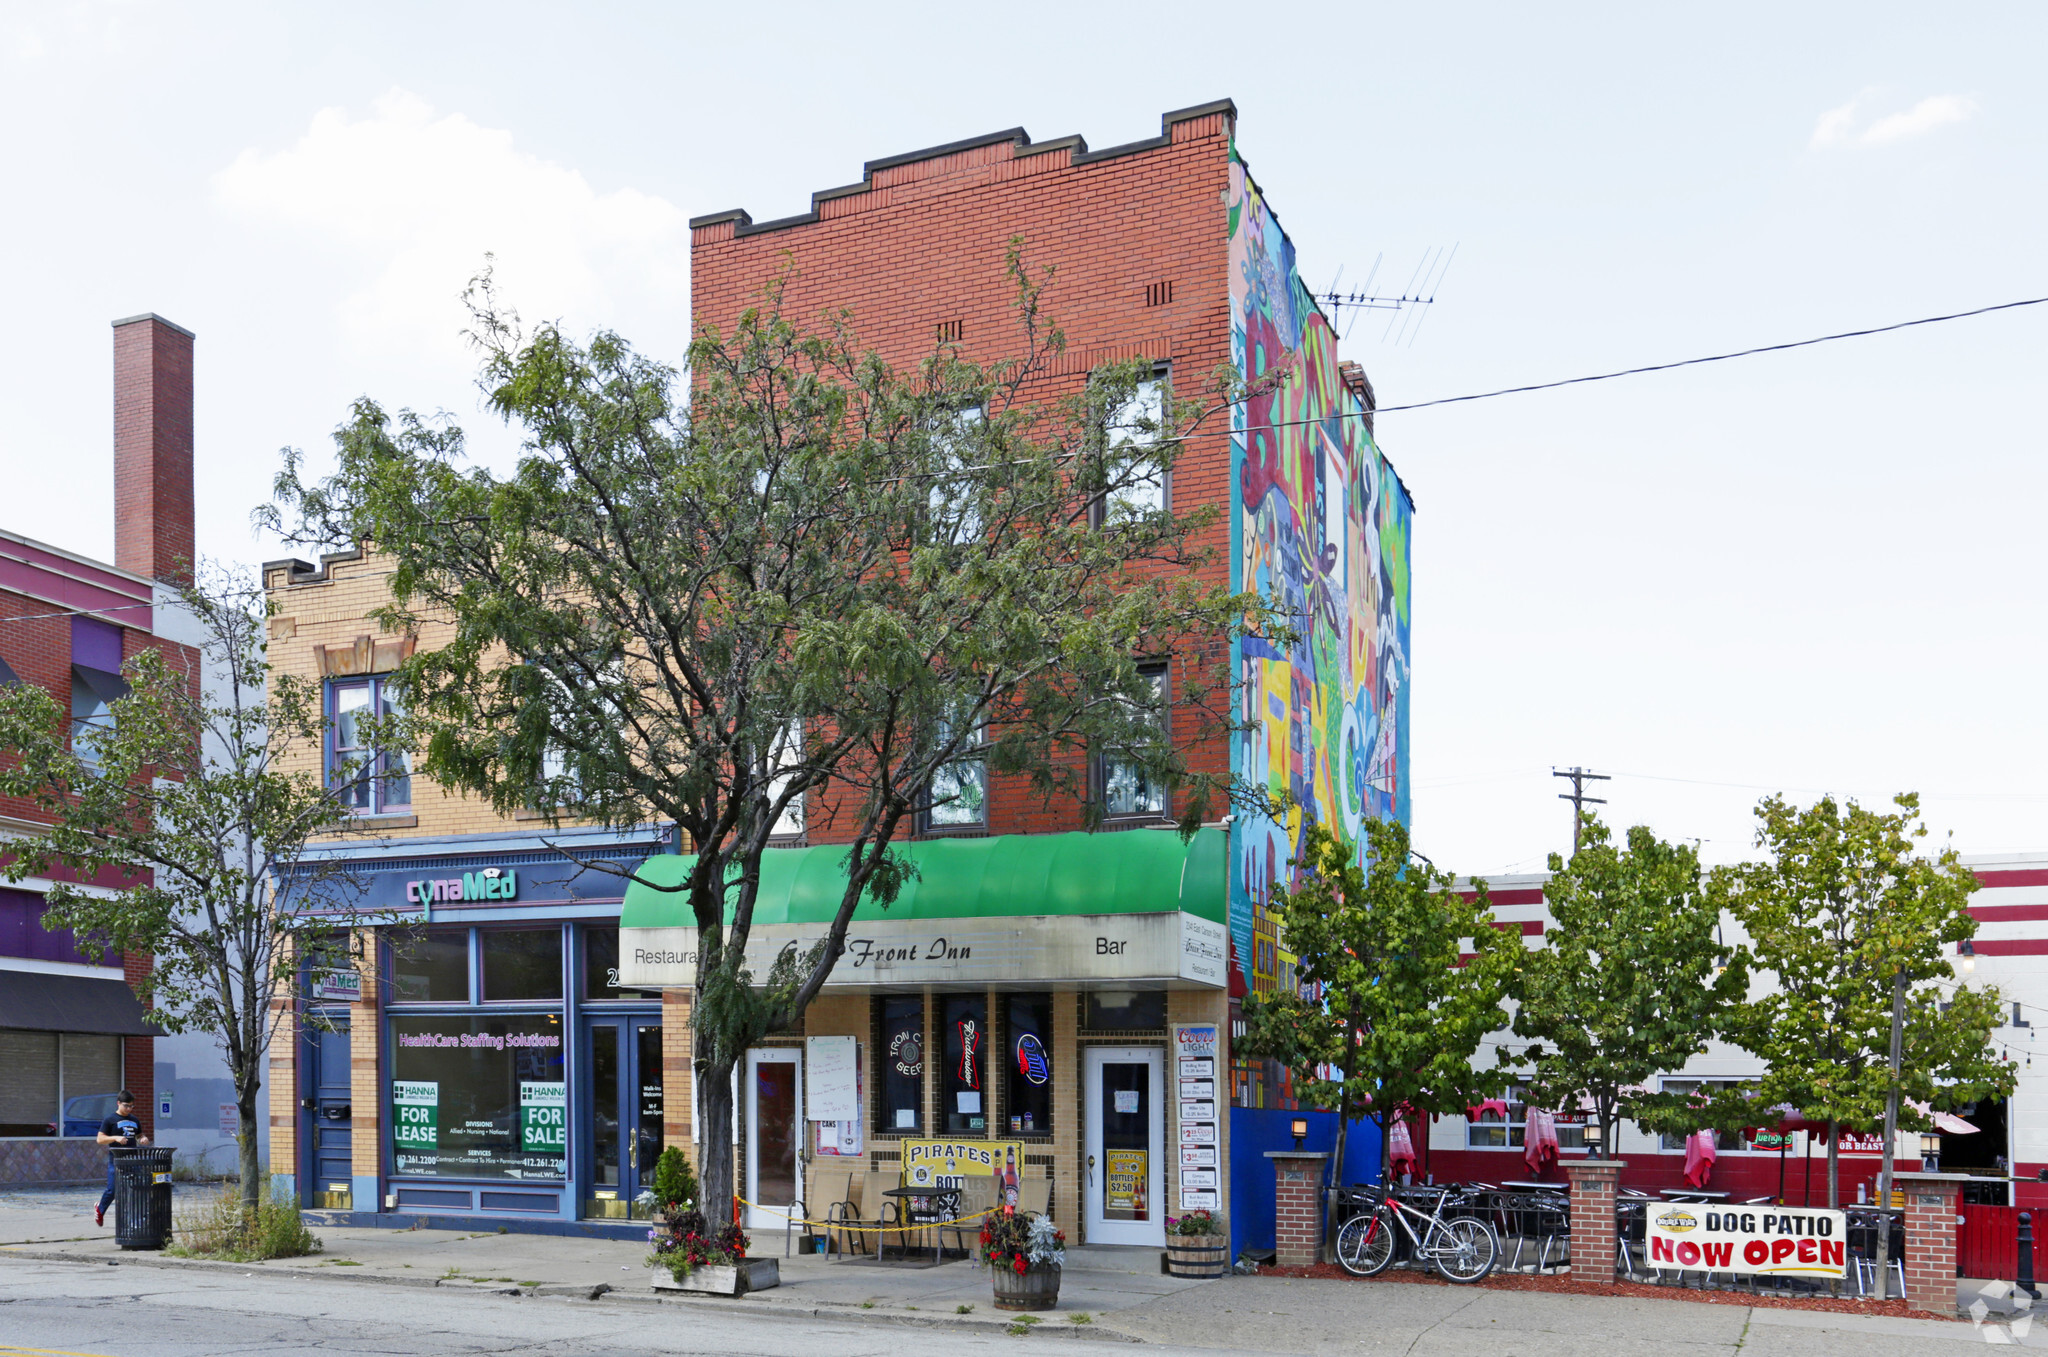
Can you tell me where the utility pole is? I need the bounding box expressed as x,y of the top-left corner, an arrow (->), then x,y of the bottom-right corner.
1553,767 -> 1610,855
1875,967 -> 1906,1301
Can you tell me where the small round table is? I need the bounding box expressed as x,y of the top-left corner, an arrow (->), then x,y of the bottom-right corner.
881,1185 -> 962,1266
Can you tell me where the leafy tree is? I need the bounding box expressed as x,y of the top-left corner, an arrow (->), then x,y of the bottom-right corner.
1711,793 -> 2012,1216
261,253 -> 1264,1217
1238,814 -> 1519,1222
1512,817 -> 1748,1153
0,570 -> 379,1212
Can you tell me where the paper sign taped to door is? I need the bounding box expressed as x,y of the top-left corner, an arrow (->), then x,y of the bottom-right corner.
1114,1090 -> 1140,1114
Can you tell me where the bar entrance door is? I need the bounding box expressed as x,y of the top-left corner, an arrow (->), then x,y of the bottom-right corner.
1083,1045 -> 1164,1246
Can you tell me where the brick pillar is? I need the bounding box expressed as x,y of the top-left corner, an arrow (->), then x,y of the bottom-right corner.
1267,1151 -> 1329,1268
349,949 -> 381,1212
1896,1171 -> 1966,1315
1564,1159 -> 1624,1282
662,986 -> 695,1173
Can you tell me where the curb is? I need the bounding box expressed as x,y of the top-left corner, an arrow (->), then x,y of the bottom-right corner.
0,1249 -> 1138,1338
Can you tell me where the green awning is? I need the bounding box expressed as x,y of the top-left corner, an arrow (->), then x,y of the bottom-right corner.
620,827 -> 1224,929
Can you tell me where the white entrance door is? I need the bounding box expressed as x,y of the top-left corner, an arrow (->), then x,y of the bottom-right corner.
1083,1045 -> 1165,1246
744,1049 -> 803,1233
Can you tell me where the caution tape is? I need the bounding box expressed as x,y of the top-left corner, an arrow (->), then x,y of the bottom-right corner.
722,1195 -> 1001,1234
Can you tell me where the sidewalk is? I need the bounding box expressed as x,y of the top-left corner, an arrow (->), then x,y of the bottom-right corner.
3,1188 -> 2029,1352
0,1186 -> 1203,1337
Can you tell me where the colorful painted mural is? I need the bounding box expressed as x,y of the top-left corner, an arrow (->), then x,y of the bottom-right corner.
1225,143 -> 1414,1007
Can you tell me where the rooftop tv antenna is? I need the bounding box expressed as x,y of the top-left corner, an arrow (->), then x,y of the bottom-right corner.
1317,245 -> 1458,346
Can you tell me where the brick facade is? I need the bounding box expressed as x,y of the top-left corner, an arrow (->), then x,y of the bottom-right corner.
690,102 -> 1239,834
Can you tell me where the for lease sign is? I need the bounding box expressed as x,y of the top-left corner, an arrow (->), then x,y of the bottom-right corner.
1647,1205 -> 1848,1279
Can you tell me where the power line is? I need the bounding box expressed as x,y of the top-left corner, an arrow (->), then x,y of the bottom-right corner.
1232,294 -> 2048,436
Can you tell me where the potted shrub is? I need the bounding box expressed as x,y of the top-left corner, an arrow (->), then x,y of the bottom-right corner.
650,1146 -> 698,1223
981,1211 -> 1065,1311
647,1207 -> 779,1295
1164,1210 -> 1229,1278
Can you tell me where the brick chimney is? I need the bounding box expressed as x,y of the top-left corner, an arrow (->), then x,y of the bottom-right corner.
112,314 -> 196,585
1337,360 -> 1376,439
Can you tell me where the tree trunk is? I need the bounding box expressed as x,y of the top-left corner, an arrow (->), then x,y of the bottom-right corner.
695,1033 -> 738,1226
1826,1119 -> 1840,1209
238,1076 -> 263,1213
1325,1107 -> 1348,1263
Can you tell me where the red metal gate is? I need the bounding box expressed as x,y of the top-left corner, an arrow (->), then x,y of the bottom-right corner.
1958,1204 -> 2020,1279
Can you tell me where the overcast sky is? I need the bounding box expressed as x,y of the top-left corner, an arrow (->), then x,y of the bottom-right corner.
3,2 -> 2042,875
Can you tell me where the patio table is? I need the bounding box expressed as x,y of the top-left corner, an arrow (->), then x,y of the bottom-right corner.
878,1185 -> 962,1267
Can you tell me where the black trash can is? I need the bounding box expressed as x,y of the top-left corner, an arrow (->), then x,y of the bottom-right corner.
112,1147 -> 174,1251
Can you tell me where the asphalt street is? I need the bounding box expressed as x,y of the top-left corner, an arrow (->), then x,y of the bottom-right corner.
1,1255 -> 2036,1357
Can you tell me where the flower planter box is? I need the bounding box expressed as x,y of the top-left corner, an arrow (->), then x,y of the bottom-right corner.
649,1257 -> 780,1296
1164,1233 -> 1230,1279
991,1262 -> 1061,1311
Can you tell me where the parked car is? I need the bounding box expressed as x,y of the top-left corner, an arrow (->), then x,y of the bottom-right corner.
61,1092 -> 120,1137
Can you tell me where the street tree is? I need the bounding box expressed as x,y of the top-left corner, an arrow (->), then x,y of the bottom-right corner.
1238,814 -> 1519,1223
262,253 -> 1264,1217
1512,817 -> 1749,1153
1711,793 -> 2011,1224
0,570 -> 378,1213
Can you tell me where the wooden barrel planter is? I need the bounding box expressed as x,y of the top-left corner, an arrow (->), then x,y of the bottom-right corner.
1165,1233 -> 1230,1279
991,1263 -> 1062,1311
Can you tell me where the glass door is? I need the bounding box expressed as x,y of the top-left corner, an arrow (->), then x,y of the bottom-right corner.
744,1048 -> 802,1232
583,1016 -> 663,1219
1083,1045 -> 1164,1246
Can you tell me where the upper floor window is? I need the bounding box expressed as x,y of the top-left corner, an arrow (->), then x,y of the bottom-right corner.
329,675 -> 411,815
69,666 -> 127,775
923,712 -> 987,832
1097,365 -> 1169,524
1098,663 -> 1168,819
764,717 -> 804,840
929,405 -> 986,543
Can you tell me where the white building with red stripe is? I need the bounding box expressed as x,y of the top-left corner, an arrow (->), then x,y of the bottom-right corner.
1412,861 -> 2029,1207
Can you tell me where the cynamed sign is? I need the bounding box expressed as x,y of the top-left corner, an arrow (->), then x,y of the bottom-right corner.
311,969 -> 362,1002
1647,1204 -> 1848,1279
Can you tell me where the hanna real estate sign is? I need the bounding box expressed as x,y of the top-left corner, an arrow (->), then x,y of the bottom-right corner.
1648,1204 -> 1848,1279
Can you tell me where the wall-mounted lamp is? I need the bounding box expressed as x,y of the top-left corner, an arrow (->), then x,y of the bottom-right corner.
1291,1117 -> 1308,1150
1961,940 -> 1977,974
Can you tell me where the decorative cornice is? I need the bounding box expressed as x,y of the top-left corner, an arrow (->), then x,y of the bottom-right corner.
690,99 -> 1237,241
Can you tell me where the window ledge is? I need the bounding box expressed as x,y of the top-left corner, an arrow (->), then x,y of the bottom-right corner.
350,814 -> 418,830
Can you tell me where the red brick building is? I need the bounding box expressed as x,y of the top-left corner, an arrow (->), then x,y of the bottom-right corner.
0,315 -> 201,1184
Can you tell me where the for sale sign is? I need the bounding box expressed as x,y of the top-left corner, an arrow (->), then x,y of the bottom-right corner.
519,1082 -> 567,1155
1647,1204 -> 1848,1279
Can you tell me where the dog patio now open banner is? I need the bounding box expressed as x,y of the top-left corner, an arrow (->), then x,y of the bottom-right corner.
1647,1204 -> 1849,1279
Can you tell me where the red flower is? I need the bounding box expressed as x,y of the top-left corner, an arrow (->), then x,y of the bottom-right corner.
1012,1255 -> 1028,1274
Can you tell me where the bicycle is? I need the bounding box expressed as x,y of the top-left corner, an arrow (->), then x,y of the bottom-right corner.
1334,1184 -> 1500,1283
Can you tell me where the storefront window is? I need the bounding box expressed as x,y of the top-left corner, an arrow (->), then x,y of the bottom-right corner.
391,930 -> 469,1003
1083,990 -> 1165,1032
942,993 -> 987,1133
876,995 -> 925,1135
582,925 -> 660,1001
480,928 -> 563,1002
1004,992 -> 1053,1136
390,1014 -> 566,1180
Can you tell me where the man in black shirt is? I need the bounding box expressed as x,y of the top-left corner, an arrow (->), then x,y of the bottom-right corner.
95,1090 -> 148,1227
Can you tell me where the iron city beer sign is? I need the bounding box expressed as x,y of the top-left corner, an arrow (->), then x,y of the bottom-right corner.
619,911 -> 1228,989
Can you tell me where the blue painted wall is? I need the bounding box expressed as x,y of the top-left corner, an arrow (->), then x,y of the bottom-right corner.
1228,1107 -> 1383,1257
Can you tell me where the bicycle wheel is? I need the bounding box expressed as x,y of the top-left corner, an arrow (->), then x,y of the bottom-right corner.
1431,1217 -> 1499,1284
1335,1207 -> 1398,1277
